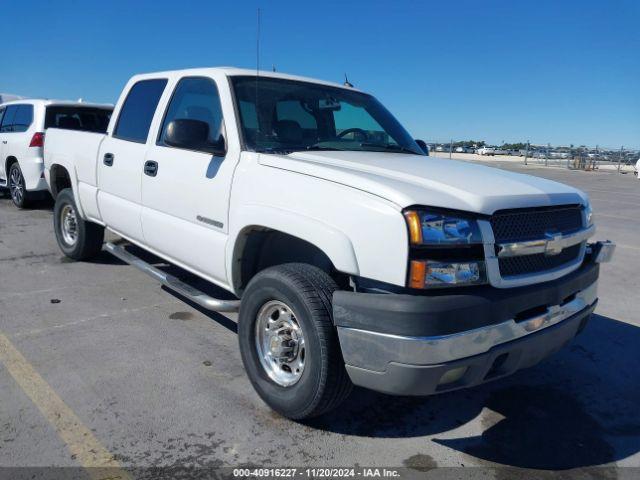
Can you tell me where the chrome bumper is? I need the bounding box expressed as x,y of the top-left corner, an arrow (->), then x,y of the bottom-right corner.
589,240 -> 616,264
338,281 -> 597,370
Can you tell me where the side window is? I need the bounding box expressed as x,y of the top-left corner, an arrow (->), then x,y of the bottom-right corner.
114,79 -> 167,143
0,108 -> 5,129
158,77 -> 224,152
12,105 -> 34,133
0,105 -> 18,133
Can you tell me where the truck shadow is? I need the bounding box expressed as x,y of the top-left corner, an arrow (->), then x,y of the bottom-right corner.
308,313 -> 640,470
94,242 -> 239,332
0,191 -> 54,211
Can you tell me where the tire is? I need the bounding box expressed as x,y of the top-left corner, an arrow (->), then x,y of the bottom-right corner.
8,162 -> 31,209
53,188 -> 104,260
238,263 -> 352,420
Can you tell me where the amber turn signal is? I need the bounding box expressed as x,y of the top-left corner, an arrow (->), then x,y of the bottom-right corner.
404,210 -> 423,245
409,260 -> 426,289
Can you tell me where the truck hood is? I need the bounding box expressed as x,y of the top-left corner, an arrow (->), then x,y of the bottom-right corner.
259,151 -> 588,214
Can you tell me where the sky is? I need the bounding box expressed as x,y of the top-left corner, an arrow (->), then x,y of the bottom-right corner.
1,0 -> 638,148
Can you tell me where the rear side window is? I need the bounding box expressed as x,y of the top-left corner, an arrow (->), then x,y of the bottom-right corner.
1,105 -> 19,132
12,105 -> 34,132
45,106 -> 112,133
114,79 -> 167,143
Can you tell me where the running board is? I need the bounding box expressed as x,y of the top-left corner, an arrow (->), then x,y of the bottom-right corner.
104,242 -> 241,313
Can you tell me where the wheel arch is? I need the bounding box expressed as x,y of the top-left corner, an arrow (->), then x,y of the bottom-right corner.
5,155 -> 18,176
49,163 -> 73,199
228,207 -> 359,295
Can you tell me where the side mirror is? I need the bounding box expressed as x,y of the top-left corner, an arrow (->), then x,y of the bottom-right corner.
415,139 -> 429,155
165,119 -> 226,155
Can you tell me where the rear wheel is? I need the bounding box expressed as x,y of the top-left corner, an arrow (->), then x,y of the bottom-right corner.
53,188 -> 105,260
9,162 -> 31,209
238,263 -> 352,420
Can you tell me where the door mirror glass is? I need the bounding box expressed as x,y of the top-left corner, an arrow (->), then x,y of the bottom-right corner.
415,139 -> 429,155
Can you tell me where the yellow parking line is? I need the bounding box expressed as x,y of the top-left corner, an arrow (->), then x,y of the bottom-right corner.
0,331 -> 131,480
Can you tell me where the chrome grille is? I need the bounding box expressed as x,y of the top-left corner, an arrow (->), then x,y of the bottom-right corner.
491,205 -> 583,243
491,205 -> 584,278
498,244 -> 582,277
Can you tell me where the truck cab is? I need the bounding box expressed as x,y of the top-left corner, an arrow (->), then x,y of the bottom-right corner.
43,67 -> 614,419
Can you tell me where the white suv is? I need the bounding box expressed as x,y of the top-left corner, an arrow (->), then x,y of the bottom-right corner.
0,99 -> 112,208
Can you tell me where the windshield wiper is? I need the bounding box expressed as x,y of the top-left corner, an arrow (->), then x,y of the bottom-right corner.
360,143 -> 419,155
304,145 -> 343,151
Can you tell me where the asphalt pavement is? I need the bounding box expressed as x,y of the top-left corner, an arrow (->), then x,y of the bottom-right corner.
0,160 -> 638,478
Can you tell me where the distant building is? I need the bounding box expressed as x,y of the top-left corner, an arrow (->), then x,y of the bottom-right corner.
0,93 -> 24,104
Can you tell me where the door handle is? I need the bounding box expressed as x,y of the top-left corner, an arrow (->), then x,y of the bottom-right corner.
103,153 -> 114,166
144,160 -> 158,177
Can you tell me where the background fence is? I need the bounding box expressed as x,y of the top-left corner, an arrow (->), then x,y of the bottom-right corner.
426,140 -> 639,174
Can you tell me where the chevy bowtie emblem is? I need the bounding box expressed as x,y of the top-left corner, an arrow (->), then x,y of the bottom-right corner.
544,232 -> 564,256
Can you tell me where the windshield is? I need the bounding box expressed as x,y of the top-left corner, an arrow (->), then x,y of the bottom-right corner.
231,76 -> 424,155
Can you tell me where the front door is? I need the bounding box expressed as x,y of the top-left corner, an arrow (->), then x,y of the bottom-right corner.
141,76 -> 238,286
96,78 -> 167,243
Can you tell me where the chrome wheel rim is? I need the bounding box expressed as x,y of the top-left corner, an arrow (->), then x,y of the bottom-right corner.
255,300 -> 306,387
60,204 -> 78,246
9,167 -> 24,205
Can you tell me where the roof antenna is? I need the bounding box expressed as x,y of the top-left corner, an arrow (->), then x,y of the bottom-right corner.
343,73 -> 354,88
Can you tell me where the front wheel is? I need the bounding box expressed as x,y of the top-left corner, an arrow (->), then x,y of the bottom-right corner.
238,263 -> 352,420
53,188 -> 105,260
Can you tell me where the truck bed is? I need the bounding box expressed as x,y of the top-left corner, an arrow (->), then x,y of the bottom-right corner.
44,128 -> 106,222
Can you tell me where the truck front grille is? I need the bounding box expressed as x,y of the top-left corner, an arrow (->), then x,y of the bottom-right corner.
498,244 -> 582,277
490,205 -> 583,243
490,205 -> 584,278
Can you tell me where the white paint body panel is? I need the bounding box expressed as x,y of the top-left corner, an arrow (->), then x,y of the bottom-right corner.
43,67 -> 590,296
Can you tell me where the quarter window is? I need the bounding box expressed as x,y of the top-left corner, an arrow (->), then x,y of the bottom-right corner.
158,77 -> 224,150
114,79 -> 167,143
11,105 -> 34,133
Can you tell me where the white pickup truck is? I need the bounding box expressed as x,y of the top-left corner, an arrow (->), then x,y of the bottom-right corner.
44,67 -> 614,419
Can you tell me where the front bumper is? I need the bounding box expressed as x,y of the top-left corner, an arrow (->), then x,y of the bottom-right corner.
333,243 -> 613,396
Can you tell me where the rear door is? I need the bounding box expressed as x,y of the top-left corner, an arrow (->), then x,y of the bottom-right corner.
140,75 -> 236,284
0,105 -> 33,182
96,79 -> 167,242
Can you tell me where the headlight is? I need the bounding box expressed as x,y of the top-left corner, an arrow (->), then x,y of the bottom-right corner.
584,203 -> 593,226
409,260 -> 486,288
404,210 -> 482,245
404,209 -> 486,288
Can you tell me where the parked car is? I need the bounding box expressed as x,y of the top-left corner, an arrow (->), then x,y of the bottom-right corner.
635,158 -> 640,179
476,146 -> 496,155
43,67 -> 614,419
0,99 -> 113,208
